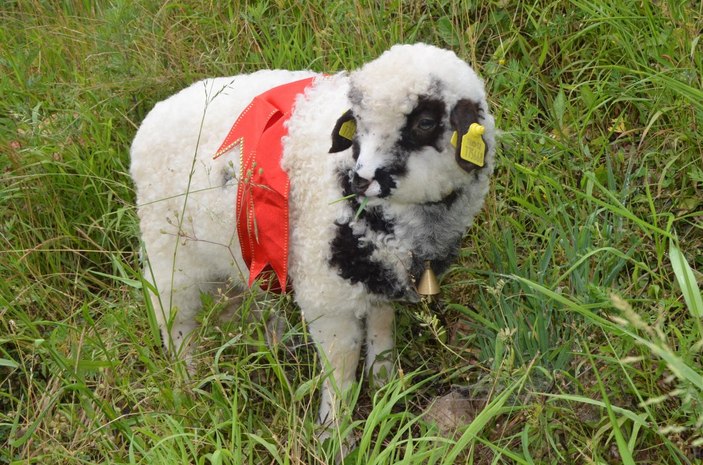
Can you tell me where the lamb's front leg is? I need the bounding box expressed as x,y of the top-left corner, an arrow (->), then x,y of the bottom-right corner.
365,303 -> 395,386
308,314 -> 363,428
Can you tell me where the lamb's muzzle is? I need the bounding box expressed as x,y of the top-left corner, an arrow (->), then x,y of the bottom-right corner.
129,42 -> 495,452
350,172 -> 372,195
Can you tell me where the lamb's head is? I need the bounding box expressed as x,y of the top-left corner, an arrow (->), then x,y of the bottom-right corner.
330,43 -> 495,205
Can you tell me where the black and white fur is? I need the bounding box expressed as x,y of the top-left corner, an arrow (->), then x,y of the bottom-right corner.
130,43 -> 495,434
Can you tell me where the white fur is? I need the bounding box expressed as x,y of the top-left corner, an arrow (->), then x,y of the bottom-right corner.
130,43 -> 495,435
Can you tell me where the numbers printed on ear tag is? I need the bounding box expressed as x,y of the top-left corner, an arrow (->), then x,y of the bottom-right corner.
339,120 -> 356,140
456,123 -> 485,167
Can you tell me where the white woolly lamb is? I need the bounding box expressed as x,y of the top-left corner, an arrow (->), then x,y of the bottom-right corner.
130,43 -> 495,431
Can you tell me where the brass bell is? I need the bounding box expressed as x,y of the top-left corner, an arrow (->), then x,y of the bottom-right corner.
417,261 -> 440,297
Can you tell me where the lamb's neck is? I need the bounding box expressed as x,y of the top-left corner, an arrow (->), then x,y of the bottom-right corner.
385,191 -> 468,277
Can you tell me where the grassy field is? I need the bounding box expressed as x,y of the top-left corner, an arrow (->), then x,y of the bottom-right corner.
1,0 -> 702,463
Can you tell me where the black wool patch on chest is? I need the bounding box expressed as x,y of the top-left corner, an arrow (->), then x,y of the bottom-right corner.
329,222 -> 406,299
330,170 -> 406,297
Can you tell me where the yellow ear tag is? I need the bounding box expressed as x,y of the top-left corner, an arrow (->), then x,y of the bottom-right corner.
459,123 -> 485,167
338,120 -> 356,141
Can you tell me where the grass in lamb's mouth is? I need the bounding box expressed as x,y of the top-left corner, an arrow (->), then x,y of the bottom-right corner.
1,1 -> 702,464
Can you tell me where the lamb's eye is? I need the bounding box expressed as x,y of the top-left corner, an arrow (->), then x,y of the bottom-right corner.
416,117 -> 437,132
399,97 -> 446,150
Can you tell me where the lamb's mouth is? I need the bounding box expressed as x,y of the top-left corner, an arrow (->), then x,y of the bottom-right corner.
351,164 -> 403,198
350,172 -> 372,195
359,180 -> 381,197
351,173 -> 395,199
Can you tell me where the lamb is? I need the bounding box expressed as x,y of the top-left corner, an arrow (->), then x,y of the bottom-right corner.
129,43 -> 496,432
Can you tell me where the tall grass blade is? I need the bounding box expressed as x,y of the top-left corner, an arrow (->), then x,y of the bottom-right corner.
669,239 -> 703,319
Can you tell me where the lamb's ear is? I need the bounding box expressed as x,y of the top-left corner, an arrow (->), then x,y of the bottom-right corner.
329,109 -> 356,153
450,99 -> 485,173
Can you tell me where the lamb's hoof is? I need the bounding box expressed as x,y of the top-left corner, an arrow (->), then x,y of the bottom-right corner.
319,426 -> 357,464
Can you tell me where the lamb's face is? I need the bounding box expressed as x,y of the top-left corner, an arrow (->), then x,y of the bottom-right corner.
329,43 -> 493,205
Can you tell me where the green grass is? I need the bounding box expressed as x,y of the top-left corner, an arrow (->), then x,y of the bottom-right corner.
1,0 -> 702,463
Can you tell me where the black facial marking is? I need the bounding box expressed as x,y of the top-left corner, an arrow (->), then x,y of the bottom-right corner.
373,167 -> 398,198
398,97 -> 446,151
450,99 -> 486,173
368,148 -> 409,199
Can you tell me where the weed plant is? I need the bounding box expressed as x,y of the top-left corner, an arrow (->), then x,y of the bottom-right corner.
1,1 -> 702,464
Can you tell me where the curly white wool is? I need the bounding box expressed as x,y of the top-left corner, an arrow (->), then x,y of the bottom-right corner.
130,43 -> 495,435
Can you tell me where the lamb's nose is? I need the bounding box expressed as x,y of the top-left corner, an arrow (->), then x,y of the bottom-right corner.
351,173 -> 372,194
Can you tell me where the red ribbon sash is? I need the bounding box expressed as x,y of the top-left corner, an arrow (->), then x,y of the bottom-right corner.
214,77 -> 316,292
